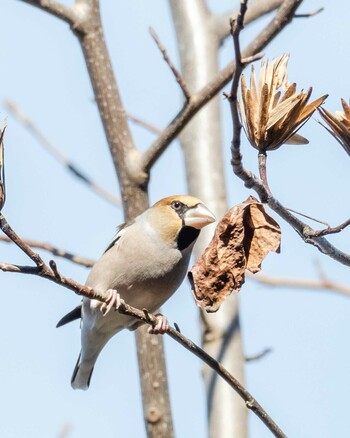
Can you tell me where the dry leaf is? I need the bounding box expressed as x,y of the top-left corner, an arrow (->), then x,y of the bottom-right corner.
189,196 -> 281,313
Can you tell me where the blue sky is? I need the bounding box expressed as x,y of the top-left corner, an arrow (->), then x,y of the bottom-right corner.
1,1 -> 350,437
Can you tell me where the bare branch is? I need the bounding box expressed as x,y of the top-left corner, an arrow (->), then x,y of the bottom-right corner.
227,1 -> 350,268
241,52 -> 264,64
141,0 -> 304,173
0,209 -> 286,438
286,207 -> 331,228
17,2 -> 173,435
126,112 -> 162,135
305,218 -> 350,237
212,0 -> 285,44
0,235 -> 94,268
19,0 -> 77,25
0,215 -> 46,269
245,348 -> 272,363
5,100 -> 120,207
149,27 -> 191,100
249,272 -> 350,298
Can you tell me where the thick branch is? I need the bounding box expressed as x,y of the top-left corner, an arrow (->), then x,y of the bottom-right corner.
142,0 -> 303,172
17,2 -> 173,436
19,0 -> 77,24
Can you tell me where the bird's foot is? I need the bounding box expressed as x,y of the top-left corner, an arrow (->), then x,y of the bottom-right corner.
148,313 -> 169,335
101,289 -> 123,316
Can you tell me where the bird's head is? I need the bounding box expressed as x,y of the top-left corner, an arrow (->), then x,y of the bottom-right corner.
145,195 -> 216,251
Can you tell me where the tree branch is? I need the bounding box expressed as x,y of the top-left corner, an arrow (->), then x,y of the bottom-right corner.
141,0 -> 304,173
126,112 -> 162,135
0,235 -> 94,268
5,100 -> 120,207
212,0 -> 285,44
245,348 -> 272,363
17,2 -> 174,436
0,209 -> 287,438
305,218 -> 350,237
227,1 -> 350,268
19,0 -> 77,25
149,27 -> 191,100
249,272 -> 350,298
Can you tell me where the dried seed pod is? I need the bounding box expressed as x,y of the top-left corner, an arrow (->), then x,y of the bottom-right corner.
238,55 -> 327,151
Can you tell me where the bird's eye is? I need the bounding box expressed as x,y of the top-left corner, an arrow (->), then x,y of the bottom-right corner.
171,200 -> 183,211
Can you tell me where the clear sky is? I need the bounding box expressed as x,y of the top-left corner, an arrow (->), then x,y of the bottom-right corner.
1,1 -> 350,437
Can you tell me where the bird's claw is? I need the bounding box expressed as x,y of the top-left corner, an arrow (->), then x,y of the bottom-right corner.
148,314 -> 169,335
101,289 -> 123,316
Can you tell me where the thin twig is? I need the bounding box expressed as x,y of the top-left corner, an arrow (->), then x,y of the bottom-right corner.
0,215 -> 45,269
246,348 -> 272,363
126,112 -> 162,135
305,218 -> 350,237
228,3 -> 269,203
0,235 -> 94,267
212,0 -> 285,43
149,27 -> 191,101
249,271 -> 350,298
222,4 -> 286,437
5,100 -> 120,207
0,210 -> 285,438
286,207 -> 330,228
227,1 -> 350,267
49,259 -> 62,281
294,7 -> 324,18
241,53 -> 264,64
141,0 -> 304,173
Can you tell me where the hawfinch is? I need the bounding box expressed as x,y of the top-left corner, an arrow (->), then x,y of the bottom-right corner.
57,195 -> 215,390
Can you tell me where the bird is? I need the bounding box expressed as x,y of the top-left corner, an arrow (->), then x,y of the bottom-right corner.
57,195 -> 216,390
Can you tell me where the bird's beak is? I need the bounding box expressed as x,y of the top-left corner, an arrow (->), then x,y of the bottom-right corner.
184,204 -> 216,229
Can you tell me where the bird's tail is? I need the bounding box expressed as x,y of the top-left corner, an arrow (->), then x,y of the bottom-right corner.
71,352 -> 96,390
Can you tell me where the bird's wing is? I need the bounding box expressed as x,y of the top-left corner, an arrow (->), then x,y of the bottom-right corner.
103,222 -> 131,254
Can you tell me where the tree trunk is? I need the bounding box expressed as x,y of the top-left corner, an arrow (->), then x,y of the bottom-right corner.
169,1 -> 247,437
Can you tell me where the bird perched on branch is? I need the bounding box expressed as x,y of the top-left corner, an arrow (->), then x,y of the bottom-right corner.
57,195 -> 215,390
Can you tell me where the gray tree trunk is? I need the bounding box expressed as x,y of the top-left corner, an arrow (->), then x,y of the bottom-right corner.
169,1 -> 247,437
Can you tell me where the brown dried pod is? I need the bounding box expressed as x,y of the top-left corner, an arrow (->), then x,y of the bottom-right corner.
189,196 -> 281,312
239,54 -> 327,151
318,99 -> 350,156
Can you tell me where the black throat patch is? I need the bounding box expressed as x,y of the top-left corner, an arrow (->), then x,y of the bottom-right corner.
177,226 -> 200,251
